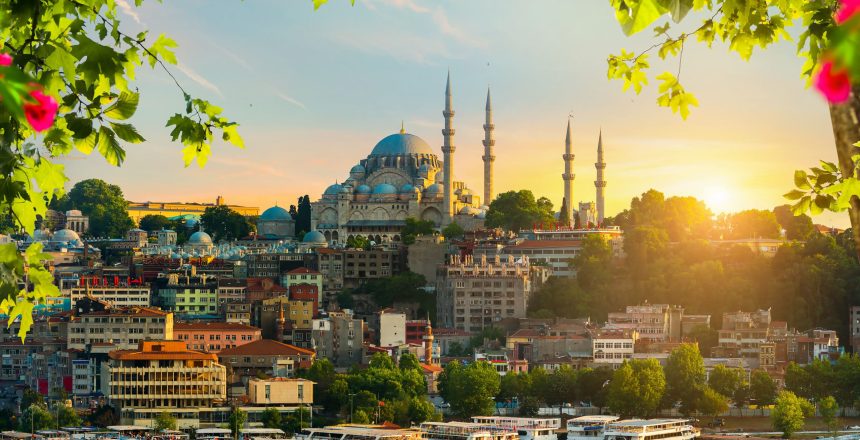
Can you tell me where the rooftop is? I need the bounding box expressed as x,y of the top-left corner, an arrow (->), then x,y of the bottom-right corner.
217,339 -> 314,357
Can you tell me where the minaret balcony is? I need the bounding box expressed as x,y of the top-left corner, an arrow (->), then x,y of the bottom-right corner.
482,155 -> 496,162
595,163 -> 606,169
595,181 -> 607,187
562,173 -> 575,180
443,110 -> 455,117
563,154 -> 575,160
483,123 -> 495,130
442,128 -> 456,136
482,140 -> 495,147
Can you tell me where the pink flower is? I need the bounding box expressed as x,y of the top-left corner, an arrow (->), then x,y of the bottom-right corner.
0,53 -> 11,67
815,60 -> 852,103
23,90 -> 59,132
836,0 -> 860,24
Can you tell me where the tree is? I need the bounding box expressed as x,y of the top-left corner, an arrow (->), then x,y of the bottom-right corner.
697,387 -> 729,420
733,381 -> 751,409
401,217 -> 436,245
485,190 -> 554,232
153,411 -> 177,431
227,407 -> 247,436
346,235 -> 370,250
260,408 -> 282,429
607,359 -> 665,418
200,205 -> 252,242
784,363 -> 813,399
20,388 -> 44,410
439,360 -> 501,418
665,343 -> 707,415
729,210 -> 782,239
573,234 -> 613,291
604,0 -> 860,260
52,179 -> 134,238
139,215 -> 173,233
527,277 -> 592,319
20,405 -> 55,432
280,408 -> 310,435
750,370 -> 778,407
818,395 -> 839,438
774,205 -> 815,241
772,391 -> 815,438
688,325 -> 718,357
87,405 -> 119,428
295,196 -> 312,238
578,367 -> 613,410
708,365 -> 742,399
442,222 -> 465,240
559,197 -> 571,227
56,405 -> 81,429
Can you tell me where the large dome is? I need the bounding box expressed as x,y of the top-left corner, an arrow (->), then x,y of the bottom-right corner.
370,133 -> 433,156
260,206 -> 293,221
188,231 -> 213,245
53,229 -> 80,242
303,230 -> 327,244
372,183 -> 398,195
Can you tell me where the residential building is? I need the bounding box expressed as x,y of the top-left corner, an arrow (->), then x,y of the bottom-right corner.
436,254 -> 533,332
433,327 -> 471,356
342,248 -> 404,288
103,340 -> 226,428
217,278 -> 247,307
506,321 -> 592,364
225,302 -> 253,325
174,322 -> 262,353
406,319 -> 431,345
379,309 -> 407,347
152,273 -> 218,317
407,235 -> 448,284
714,309 -> 783,358
591,329 -> 636,366
69,285 -> 151,308
246,278 -> 288,302
606,304 -> 685,342
311,309 -> 365,369
67,306 -> 173,351
245,252 -> 315,280
289,283 -> 320,315
217,339 -> 315,384
282,267 -> 323,303
247,377 -> 314,405
474,351 -> 528,376
316,248 -> 344,299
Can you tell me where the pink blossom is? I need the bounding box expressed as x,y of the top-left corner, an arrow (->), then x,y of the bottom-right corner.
836,0 -> 860,24
815,60 -> 852,103
0,53 -> 11,67
23,90 -> 58,132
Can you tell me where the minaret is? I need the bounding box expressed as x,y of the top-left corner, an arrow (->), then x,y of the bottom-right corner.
482,88 -> 495,205
442,71 -> 456,222
562,118 -> 575,225
595,129 -> 607,224
423,317 -> 435,365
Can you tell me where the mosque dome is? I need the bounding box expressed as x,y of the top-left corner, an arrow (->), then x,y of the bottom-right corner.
477,211 -> 487,219
260,206 -> 293,221
400,184 -> 415,193
350,164 -> 366,174
424,183 -> 444,195
339,185 -> 352,194
370,133 -> 433,157
53,229 -> 80,242
184,218 -> 199,228
303,230 -> 327,244
324,183 -> 343,195
459,206 -> 479,215
188,231 -> 213,245
355,184 -> 372,194
372,183 -> 398,195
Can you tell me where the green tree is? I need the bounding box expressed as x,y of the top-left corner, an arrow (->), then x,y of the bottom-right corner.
200,205 -> 252,242
578,367 -> 613,410
439,360 -> 501,418
559,197 -> 571,226
729,210 -> 782,239
442,222 -> 465,240
346,235 -> 370,250
750,370 -> 778,407
665,343 -> 707,415
20,388 -> 44,410
295,196 -> 311,238
401,217 -> 436,245
573,234 -> 613,291
527,277 -> 592,319
53,179 -> 134,238
227,407 -> 247,436
138,214 -> 173,233
56,405 -> 81,429
20,405 -> 55,432
153,411 -> 177,431
0,408 -> 14,430
708,365 -> 742,399
697,387 -> 729,420
485,190 -> 554,232
774,205 -> 815,240
280,408 -> 310,435
607,359 -> 665,418
733,381 -> 751,409
784,363 -> 812,399
687,325 -> 718,357
260,408 -> 282,429
818,395 -> 839,437
772,390 -> 815,438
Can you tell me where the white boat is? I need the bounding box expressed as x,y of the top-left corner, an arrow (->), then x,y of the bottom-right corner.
471,417 -> 559,440
196,428 -> 233,440
298,426 -> 423,440
565,416 -> 620,440
420,422 -> 518,440
240,428 -> 289,440
106,426 -> 153,440
602,419 -> 698,440
37,431 -> 71,440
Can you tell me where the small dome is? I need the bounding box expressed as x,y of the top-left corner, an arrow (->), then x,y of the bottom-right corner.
188,231 -> 213,245
350,164 -> 366,174
260,206 -> 293,221
184,218 -> 198,228
370,133 -> 434,156
339,185 -> 352,194
324,183 -> 343,195
459,206 -> 479,215
424,183 -> 444,194
53,229 -> 80,242
400,184 -> 415,193
65,210 -> 83,216
372,183 -> 398,195
303,230 -> 327,244
355,184 -> 372,194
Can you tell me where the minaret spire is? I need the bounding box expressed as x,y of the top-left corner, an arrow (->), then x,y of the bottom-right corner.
482,87 -> 495,206
442,71 -> 456,223
595,128 -> 607,224
562,117 -> 575,226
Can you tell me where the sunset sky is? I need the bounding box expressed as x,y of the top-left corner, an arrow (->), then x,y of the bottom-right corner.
58,0 -> 844,226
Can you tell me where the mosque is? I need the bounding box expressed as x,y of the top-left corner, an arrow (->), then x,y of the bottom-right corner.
310,73 -> 493,245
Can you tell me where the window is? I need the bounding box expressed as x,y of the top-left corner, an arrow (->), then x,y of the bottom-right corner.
265,384 -> 271,399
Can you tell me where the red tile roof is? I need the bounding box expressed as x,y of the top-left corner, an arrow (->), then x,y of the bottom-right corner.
287,267 -> 321,275
217,339 -> 315,357
175,322 -> 261,332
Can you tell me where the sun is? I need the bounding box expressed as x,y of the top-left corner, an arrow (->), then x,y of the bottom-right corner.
702,185 -> 731,214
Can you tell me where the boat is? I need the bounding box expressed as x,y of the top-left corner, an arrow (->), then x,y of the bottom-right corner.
105,426 -> 153,440
151,431 -> 190,440
471,417 -> 559,440
37,431 -> 71,440
196,428 -> 233,440
298,426 -> 424,440
602,419 -> 698,440
420,422 -> 518,440
239,428 -> 289,440
565,416 -> 620,440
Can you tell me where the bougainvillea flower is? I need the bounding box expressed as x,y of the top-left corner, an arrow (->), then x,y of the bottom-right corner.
0,53 -> 11,66
23,90 -> 59,132
815,60 -> 852,103
836,0 -> 860,24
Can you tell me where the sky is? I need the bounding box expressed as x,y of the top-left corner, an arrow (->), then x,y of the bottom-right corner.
58,0 -> 845,226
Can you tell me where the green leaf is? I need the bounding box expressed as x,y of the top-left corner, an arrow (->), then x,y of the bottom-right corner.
104,91 -> 140,120
783,189 -> 805,201
793,170 -> 811,190
668,0 -> 693,22
617,0 -> 668,36
96,126 -> 126,166
74,131 -> 98,155
149,34 -> 178,66
65,114 -> 94,139
6,296 -> 34,343
110,122 -> 145,143
222,124 -> 244,148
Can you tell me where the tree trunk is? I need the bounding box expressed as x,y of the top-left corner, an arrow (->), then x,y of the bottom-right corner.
828,84 -> 860,261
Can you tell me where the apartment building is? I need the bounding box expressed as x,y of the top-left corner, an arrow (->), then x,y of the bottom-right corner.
69,285 -> 151,308
282,267 -> 323,304
174,322 -> 262,353
218,339 -> 315,383
436,254 -> 532,332
247,377 -> 314,405
714,309 -> 783,358
591,329 -> 637,366
103,340 -> 226,428
606,304 -> 685,342
152,273 -> 218,316
68,307 -> 173,351
311,310 -> 365,369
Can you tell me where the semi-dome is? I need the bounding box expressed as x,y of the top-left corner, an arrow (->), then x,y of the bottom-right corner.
339,185 -> 352,194
372,183 -> 398,195
303,230 -> 327,244
350,164 -> 366,174
53,229 -> 80,242
260,206 -> 293,221
355,184 -> 372,194
188,231 -> 213,245
324,183 -> 343,195
370,133 -> 433,157
400,184 -> 415,193
424,183 -> 444,194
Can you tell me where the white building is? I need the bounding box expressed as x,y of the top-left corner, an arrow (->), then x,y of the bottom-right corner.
69,285 -> 151,308
591,330 -> 636,366
379,309 -> 407,347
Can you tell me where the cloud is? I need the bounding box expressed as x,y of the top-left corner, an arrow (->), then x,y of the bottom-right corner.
275,91 -> 307,110
366,0 -> 486,48
175,63 -> 223,97
115,0 -> 142,24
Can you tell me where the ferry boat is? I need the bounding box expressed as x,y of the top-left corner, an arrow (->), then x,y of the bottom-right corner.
196,428 -> 233,440
37,431 -> 72,440
106,426 -> 153,440
471,417 -> 559,440
420,422 -> 518,440
239,428 -> 289,440
298,426 -> 424,440
602,419 -> 698,440
565,416 -> 620,440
